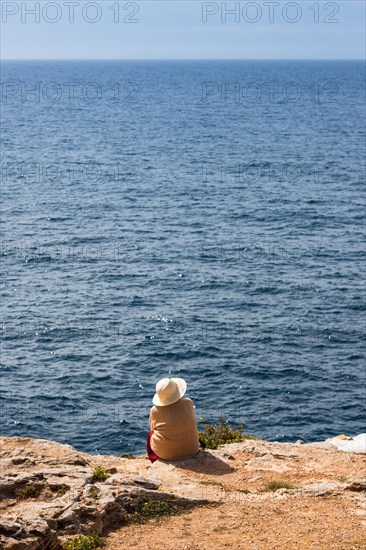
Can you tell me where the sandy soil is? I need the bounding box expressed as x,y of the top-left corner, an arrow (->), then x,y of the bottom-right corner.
106,440 -> 366,550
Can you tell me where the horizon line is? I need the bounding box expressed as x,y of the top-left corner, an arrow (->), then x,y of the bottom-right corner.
1,57 -> 365,61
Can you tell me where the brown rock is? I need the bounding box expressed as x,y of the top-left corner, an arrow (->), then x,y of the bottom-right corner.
344,481 -> 366,492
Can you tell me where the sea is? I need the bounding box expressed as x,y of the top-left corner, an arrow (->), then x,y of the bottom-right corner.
1,60 -> 365,455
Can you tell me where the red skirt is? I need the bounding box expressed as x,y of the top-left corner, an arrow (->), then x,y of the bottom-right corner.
146,430 -> 159,462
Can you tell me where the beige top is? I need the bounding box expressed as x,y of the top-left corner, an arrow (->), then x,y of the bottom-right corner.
149,397 -> 200,460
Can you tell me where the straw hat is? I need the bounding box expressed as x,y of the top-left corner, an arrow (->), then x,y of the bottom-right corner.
152,377 -> 187,406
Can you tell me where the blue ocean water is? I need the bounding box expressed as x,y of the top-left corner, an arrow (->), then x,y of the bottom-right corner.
1,60 -> 365,455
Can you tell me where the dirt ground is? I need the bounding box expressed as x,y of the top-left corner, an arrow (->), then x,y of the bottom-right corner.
107,440 -> 366,550
107,496 -> 365,550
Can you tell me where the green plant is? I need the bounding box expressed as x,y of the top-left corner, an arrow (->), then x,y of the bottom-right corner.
262,481 -> 295,492
91,467 -> 110,482
138,499 -> 179,519
15,484 -> 41,499
62,533 -> 106,550
89,487 -> 100,500
198,416 -> 258,449
53,484 -> 70,496
126,499 -> 182,523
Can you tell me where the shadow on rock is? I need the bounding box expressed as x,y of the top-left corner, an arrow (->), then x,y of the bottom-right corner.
157,450 -> 235,475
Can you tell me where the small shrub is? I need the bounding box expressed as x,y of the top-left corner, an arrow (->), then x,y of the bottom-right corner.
91,467 -> 110,482
262,481 -> 295,492
16,484 -> 41,499
198,416 -> 258,449
138,499 -> 179,519
126,499 -> 182,523
53,484 -> 70,496
89,487 -> 100,500
62,533 -> 106,550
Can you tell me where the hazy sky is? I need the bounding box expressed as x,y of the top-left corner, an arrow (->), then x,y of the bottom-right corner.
1,0 -> 365,59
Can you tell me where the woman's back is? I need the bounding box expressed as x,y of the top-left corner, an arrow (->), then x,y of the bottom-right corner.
149,397 -> 200,460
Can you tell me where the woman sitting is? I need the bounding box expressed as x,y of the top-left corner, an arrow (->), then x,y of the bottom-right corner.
147,378 -> 200,462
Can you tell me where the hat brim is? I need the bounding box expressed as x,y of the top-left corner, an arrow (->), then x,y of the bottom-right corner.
152,378 -> 187,406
